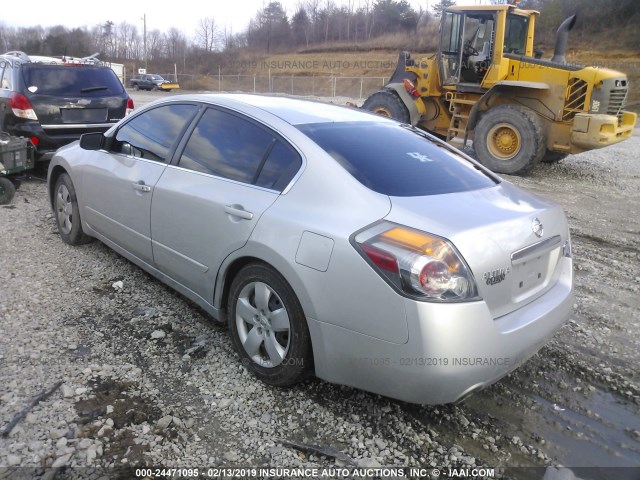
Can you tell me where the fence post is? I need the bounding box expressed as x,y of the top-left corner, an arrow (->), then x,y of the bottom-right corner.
254,75 -> 256,93
360,77 -> 364,99
218,65 -> 221,92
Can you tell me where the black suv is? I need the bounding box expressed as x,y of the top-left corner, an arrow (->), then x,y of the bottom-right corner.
0,53 -> 133,160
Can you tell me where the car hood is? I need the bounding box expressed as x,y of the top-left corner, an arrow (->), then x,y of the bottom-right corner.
385,182 -> 569,318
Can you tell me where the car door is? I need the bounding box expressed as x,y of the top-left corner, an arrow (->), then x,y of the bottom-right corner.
150,106 -> 302,302
81,103 -> 198,264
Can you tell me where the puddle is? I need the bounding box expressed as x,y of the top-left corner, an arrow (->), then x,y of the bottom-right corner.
458,381 -> 640,474
529,390 -> 640,468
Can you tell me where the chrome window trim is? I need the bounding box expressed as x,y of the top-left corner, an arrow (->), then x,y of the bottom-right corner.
164,164 -> 280,194
42,123 -> 117,129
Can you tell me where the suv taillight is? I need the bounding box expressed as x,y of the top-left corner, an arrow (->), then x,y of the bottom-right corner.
9,93 -> 38,120
126,97 -> 134,115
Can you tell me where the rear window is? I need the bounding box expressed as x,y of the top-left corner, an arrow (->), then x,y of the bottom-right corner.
21,65 -> 124,96
297,122 -> 497,196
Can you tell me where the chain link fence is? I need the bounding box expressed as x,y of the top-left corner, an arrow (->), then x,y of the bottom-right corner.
158,73 -> 388,99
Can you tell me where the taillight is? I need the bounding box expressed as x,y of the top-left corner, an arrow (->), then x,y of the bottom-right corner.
30,136 -> 40,146
9,93 -> 38,120
126,97 -> 134,115
353,222 -> 479,302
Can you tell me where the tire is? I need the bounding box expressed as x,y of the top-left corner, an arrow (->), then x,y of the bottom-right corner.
133,84 -> 139,91
153,85 -> 159,91
53,173 -> 92,245
227,263 -> 313,387
541,150 -> 569,164
474,105 -> 546,175
362,90 -> 410,123
0,177 -> 16,205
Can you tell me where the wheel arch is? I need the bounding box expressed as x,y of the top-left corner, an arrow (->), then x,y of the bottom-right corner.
468,81 -> 551,130
215,251 -> 318,371
48,164 -> 69,209
215,249 -> 319,327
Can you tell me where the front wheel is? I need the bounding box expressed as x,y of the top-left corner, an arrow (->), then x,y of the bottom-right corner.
474,105 -> 546,175
53,173 -> 92,245
227,263 -> 313,386
362,90 -> 410,123
0,177 -> 16,205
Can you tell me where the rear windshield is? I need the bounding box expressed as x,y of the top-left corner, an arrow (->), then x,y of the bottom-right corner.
297,121 -> 497,196
21,65 -> 124,96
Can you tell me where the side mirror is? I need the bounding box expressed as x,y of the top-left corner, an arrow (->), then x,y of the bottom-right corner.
79,132 -> 104,150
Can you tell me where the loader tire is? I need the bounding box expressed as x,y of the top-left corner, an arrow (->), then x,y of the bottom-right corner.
474,105 -> 546,175
541,150 -> 569,163
362,90 -> 410,123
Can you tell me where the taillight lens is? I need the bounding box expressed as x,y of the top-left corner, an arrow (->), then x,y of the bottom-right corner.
354,222 -> 479,302
126,97 -> 134,115
9,93 -> 38,120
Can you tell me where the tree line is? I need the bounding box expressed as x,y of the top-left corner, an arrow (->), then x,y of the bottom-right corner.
0,0 -> 637,74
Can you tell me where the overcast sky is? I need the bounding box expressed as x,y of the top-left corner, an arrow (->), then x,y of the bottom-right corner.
0,0 -> 470,40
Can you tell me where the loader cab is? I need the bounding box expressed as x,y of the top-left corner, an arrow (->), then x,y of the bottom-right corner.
439,11 -> 496,87
438,6 -> 536,88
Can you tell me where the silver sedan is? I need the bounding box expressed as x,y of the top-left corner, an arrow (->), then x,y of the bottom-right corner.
47,94 -> 573,404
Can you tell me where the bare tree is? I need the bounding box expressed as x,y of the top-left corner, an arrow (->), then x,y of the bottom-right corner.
195,17 -> 218,53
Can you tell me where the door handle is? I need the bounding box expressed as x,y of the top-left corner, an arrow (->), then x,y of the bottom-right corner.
132,182 -> 152,193
224,205 -> 254,220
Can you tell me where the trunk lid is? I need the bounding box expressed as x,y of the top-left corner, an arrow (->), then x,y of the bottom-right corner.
386,183 -> 568,318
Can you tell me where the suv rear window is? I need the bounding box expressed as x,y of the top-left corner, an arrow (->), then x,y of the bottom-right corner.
297,121 -> 497,196
21,65 -> 124,96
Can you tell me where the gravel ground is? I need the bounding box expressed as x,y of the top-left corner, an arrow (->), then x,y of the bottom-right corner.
0,93 -> 639,479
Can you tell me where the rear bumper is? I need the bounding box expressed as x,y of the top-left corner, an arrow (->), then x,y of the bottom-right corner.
11,121 -> 114,161
308,257 -> 573,405
570,111 -> 636,149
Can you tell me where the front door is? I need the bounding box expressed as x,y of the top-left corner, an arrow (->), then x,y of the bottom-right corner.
80,103 -> 198,264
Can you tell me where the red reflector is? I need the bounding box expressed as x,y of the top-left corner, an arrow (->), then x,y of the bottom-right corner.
403,78 -> 420,99
361,244 -> 399,273
9,92 -> 33,111
30,136 -> 40,146
127,97 -> 134,109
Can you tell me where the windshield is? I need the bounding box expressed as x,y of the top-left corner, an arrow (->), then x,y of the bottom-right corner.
22,65 -> 124,96
297,121 -> 498,197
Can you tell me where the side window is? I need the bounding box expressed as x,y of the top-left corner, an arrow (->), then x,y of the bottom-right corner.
256,141 -> 301,190
111,104 -> 197,162
178,108 -> 274,184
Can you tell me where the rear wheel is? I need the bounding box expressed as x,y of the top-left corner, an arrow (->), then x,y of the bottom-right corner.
54,173 -> 92,245
541,150 -> 569,164
474,105 -> 546,175
362,90 -> 410,123
133,84 -> 139,91
0,177 -> 16,205
227,263 -> 313,387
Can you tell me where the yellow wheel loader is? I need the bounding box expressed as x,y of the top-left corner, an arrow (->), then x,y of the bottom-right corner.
363,2 -> 637,175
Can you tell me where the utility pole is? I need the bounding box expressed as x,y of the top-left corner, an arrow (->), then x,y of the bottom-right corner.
142,13 -> 147,72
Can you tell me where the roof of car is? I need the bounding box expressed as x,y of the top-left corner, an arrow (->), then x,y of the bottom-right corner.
170,93 -> 390,126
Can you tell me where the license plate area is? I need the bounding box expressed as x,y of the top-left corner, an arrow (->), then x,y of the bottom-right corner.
60,108 -> 108,123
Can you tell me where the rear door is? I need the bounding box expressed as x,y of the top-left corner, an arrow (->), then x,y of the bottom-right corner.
150,107 -> 301,301
80,103 -> 198,264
